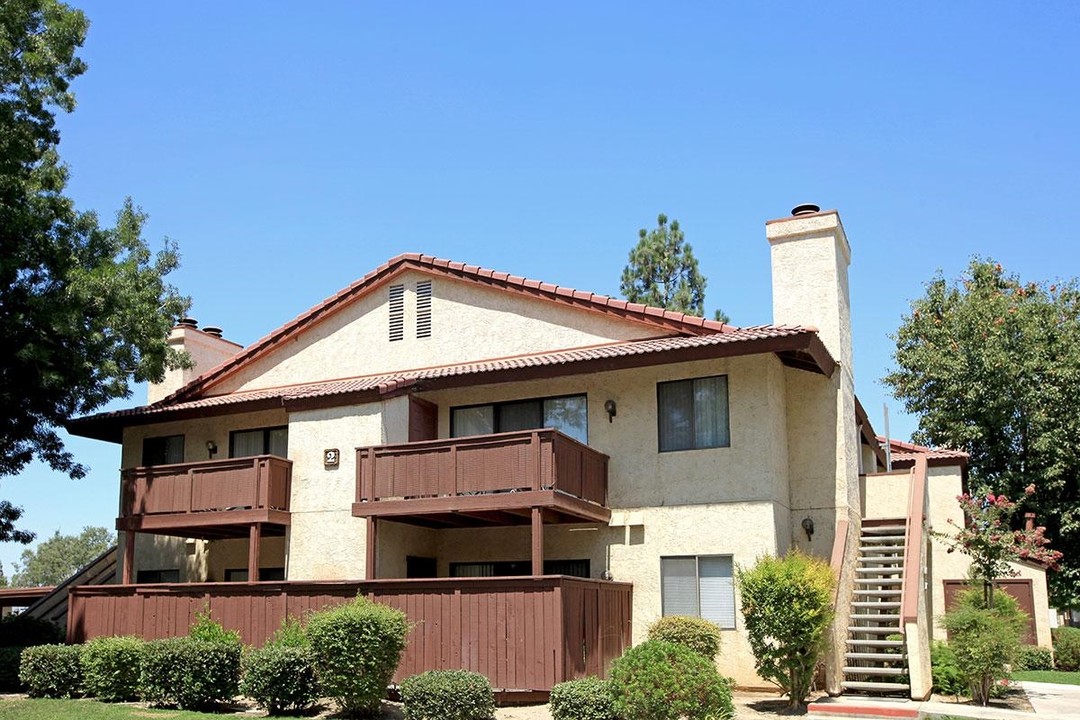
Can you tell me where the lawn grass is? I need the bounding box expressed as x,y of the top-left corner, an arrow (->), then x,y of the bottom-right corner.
0,698 -> 237,719
1012,669 -> 1080,685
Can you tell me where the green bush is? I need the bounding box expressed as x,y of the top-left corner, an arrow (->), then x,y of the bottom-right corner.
1015,644 -> 1055,672
81,636 -> 144,701
1053,626 -> 1080,671
647,615 -> 722,661
0,614 -> 63,646
240,645 -> 319,715
189,608 -> 242,646
930,641 -> 966,696
549,676 -> 617,720
0,646 -> 25,692
267,615 -> 309,648
139,636 -> 241,709
736,551 -> 834,711
609,640 -> 734,720
940,590 -> 1025,706
18,644 -> 82,698
306,595 -> 409,715
400,670 -> 494,720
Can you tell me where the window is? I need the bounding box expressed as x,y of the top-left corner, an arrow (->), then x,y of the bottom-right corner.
657,376 -> 729,452
389,284 -> 405,341
451,394 -> 588,444
224,567 -> 285,582
229,426 -> 288,458
141,435 -> 184,466
661,555 -> 736,629
449,559 -> 590,578
136,569 -> 180,583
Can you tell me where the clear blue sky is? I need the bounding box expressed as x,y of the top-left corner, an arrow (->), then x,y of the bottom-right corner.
3,1 -> 1078,573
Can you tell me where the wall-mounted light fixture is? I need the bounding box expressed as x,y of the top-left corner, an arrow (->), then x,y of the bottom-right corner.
801,516 -> 815,542
604,399 -> 617,423
206,440 -> 218,459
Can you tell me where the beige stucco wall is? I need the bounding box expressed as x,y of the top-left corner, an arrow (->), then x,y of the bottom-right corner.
215,270 -> 666,395
204,537 -> 286,581
925,465 -> 1051,647
148,326 -> 243,404
861,470 -> 912,520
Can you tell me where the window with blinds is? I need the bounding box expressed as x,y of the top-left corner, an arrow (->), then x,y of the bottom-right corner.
657,375 -> 730,452
416,280 -> 432,338
660,555 -> 736,629
388,283 -> 405,341
229,426 -> 288,458
141,435 -> 185,466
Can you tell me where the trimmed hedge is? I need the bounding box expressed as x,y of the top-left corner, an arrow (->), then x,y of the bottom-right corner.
1053,626 -> 1080,671
81,636 -> 144,701
0,646 -> 24,692
610,640 -> 734,720
189,608 -> 242,646
139,636 -> 240,709
306,596 -> 409,715
1015,644 -> 1055,672
19,644 -> 83,698
240,645 -> 319,715
647,615 -> 722,661
549,676 -> 617,720
400,670 -> 494,720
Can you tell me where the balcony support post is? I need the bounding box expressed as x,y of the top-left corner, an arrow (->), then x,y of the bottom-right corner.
122,531 -> 135,584
248,523 -> 261,581
366,518 -> 377,580
531,507 -> 544,576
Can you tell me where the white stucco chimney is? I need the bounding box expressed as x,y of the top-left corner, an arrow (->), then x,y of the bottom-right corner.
765,205 -> 853,375
147,318 -> 243,404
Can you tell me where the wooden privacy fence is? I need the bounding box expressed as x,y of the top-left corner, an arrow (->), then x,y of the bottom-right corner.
120,455 -> 292,517
68,576 -> 631,692
356,430 -> 608,506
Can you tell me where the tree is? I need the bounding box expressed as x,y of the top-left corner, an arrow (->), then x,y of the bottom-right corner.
0,1 -> 190,542
10,526 -> 113,586
621,214 -> 714,318
884,258 -> 1080,606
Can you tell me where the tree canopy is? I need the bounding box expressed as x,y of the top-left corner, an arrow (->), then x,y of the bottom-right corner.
11,525 -> 113,586
1,0 -> 190,542
884,258 -> 1080,606
621,213 -> 717,318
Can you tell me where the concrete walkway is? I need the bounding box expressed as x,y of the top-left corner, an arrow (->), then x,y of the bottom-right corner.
809,681 -> 1080,720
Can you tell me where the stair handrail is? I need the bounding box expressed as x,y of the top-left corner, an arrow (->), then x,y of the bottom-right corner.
900,456 -> 932,699
825,517 -> 853,695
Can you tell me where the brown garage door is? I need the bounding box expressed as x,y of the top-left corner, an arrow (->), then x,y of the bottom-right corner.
943,579 -> 1037,644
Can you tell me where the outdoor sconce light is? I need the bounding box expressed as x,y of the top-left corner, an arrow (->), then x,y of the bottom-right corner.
801,517 -> 815,541
604,399 -> 617,422
206,440 -> 218,458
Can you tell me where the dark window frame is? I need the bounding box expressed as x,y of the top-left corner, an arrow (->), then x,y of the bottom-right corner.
141,435 -> 185,466
136,569 -> 180,584
656,375 -> 730,452
229,426 -> 288,458
224,567 -> 286,582
449,559 -> 590,578
450,393 -> 588,443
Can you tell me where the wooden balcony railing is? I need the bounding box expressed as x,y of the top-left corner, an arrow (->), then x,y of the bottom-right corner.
120,455 -> 292,519
355,429 -> 608,506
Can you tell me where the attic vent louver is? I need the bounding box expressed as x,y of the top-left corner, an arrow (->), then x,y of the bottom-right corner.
416,280 -> 432,338
389,284 -> 405,341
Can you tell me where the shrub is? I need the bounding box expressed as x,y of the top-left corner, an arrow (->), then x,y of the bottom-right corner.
647,615 -> 722,661
0,646 -> 25,692
1053,626 -> 1080,671
609,640 -> 734,720
306,595 -> 409,715
0,614 -> 63,647
189,608 -> 242,646
81,636 -> 144,701
241,644 -> 319,715
930,641 -> 966,696
549,676 -> 617,720
940,590 -> 1024,706
1015,644 -> 1055,672
139,636 -> 241,709
268,615 -> 309,648
736,551 -> 834,711
18,644 -> 82,698
400,670 -> 494,720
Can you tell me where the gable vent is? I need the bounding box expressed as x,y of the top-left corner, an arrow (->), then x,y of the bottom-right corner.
416,280 -> 432,338
389,284 -> 405,342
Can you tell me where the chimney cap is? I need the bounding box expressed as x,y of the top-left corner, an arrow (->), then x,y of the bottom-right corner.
202,326 -> 223,338
791,203 -> 821,216
177,317 -> 198,328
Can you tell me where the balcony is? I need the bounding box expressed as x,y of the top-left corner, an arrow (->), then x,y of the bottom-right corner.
352,429 -> 610,528
117,455 -> 292,539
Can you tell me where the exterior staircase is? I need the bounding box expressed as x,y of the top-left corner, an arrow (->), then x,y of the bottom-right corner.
841,522 -> 910,695
23,544 -> 117,635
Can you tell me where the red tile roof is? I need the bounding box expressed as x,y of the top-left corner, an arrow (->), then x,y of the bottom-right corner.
880,437 -> 969,466
164,253 -> 737,404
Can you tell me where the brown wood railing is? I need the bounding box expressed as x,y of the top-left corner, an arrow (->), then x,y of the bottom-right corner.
67,576 -> 632,693
120,455 -> 292,517
356,430 -> 608,507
